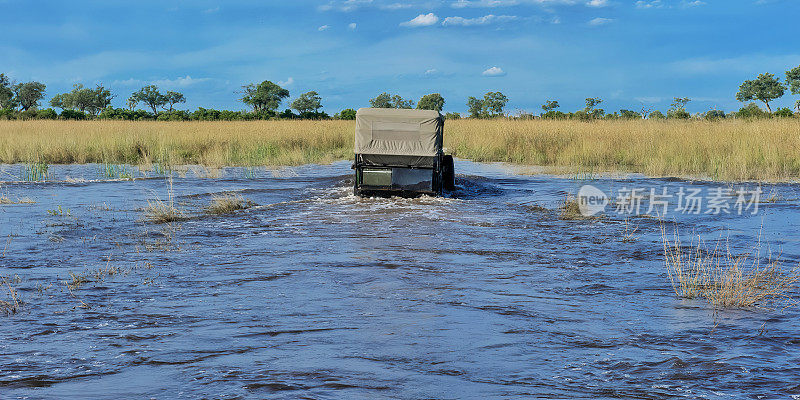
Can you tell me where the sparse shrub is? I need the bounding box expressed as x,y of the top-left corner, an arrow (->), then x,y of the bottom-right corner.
60,109 -> 87,120
704,109 -> 726,120
735,103 -> 771,119
648,110 -> 666,119
774,107 -> 794,118
541,110 -> 568,120
336,108 -> 356,120
443,112 -> 461,120
619,109 -> 642,119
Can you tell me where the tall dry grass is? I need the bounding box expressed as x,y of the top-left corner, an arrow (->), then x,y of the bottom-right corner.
0,120 -> 353,167
2,119 -> 800,180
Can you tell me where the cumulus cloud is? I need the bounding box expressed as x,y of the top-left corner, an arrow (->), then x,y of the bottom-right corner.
588,17 -> 613,25
442,14 -> 518,26
318,25 -> 331,31
586,0 -> 608,7
278,77 -> 294,86
400,13 -> 439,27
482,66 -> 506,76
348,22 -> 357,30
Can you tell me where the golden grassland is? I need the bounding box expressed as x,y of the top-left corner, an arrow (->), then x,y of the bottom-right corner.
2,118 -> 800,180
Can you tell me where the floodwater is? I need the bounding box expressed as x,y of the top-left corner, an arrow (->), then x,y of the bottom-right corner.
1,161 -> 799,399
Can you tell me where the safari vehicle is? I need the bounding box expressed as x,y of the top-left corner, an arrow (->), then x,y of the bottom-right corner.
353,108 -> 455,197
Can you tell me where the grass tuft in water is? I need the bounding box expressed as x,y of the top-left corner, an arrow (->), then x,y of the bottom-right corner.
0,196 -> 35,204
144,176 -> 185,223
22,162 -> 49,181
559,194 -> 596,220
99,163 -> 133,180
205,193 -> 255,215
0,276 -> 22,315
661,224 -> 800,309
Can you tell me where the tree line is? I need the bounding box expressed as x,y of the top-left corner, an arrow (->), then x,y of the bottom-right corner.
1,64 -> 799,121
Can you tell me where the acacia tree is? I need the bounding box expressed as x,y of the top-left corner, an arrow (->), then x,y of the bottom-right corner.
541,100 -> 559,112
291,91 -> 322,115
736,73 -> 785,113
13,81 -> 46,111
163,91 -> 186,112
417,93 -> 445,111
667,97 -> 691,119
786,65 -> 800,112
241,80 -> 289,113
130,85 -> 167,115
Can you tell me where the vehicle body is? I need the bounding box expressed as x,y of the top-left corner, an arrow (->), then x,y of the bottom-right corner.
352,108 -> 454,197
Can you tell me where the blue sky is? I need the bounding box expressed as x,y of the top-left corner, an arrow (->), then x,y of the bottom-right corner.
2,0 -> 799,115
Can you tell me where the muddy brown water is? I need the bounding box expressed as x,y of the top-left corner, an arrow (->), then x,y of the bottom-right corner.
1,161 -> 799,399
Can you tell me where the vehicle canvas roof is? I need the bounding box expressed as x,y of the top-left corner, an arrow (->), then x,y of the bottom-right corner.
354,108 -> 443,157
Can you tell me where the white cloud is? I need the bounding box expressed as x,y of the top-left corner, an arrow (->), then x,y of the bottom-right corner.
112,75 -> 211,88
400,13 -> 440,27
204,7 -> 220,13
635,0 -> 662,8
452,0 -> 519,7
424,68 -> 439,76
682,0 -> 705,6
381,2 -> 414,9
588,17 -> 613,25
348,22 -> 357,30
586,0 -> 607,7
318,0 -> 374,12
442,14 -> 518,26
551,16 -> 561,24
635,96 -> 662,104
318,25 -> 331,31
482,66 -> 506,76
278,77 -> 294,86
451,0 -> 577,7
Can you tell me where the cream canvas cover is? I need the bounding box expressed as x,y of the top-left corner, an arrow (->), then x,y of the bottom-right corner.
355,108 -> 443,157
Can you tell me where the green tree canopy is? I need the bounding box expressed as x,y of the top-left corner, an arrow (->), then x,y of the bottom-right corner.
584,97 -> 603,111
467,96 -> 485,118
541,100 -> 559,112
163,91 -> 186,112
241,80 -> 289,113
483,92 -> 508,117
130,85 -> 167,115
291,91 -> 323,114
736,73 -> 785,113
13,81 -> 46,111
466,92 -> 508,118
787,66 -> 800,111
50,84 -> 114,115
417,93 -> 445,111
335,108 -> 356,120
369,92 -> 414,109
0,73 -> 15,110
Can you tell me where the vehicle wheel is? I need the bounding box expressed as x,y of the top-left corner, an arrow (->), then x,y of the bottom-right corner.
442,155 -> 455,191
